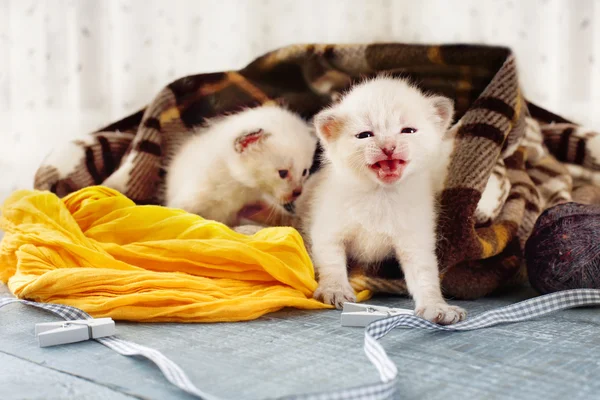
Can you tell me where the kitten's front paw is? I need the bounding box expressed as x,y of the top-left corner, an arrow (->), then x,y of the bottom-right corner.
415,303 -> 467,325
233,224 -> 263,235
314,280 -> 356,309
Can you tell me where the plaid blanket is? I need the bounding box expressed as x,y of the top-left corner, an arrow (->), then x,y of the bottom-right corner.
33,43 -> 600,299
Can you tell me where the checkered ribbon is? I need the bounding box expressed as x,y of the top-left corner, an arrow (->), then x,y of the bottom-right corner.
2,289 -> 600,400
0,296 -> 221,400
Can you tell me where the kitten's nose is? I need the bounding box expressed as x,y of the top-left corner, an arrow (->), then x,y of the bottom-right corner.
381,146 -> 396,157
292,189 -> 303,199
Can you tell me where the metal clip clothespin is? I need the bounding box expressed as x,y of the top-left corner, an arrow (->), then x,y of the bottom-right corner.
35,318 -> 116,347
341,302 -> 413,327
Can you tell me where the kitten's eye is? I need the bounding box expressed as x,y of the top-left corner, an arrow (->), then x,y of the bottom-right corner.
302,169 -> 308,177
401,127 -> 417,134
278,170 -> 289,179
355,131 -> 374,139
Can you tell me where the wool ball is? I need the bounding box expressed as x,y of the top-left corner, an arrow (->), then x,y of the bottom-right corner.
525,202 -> 600,294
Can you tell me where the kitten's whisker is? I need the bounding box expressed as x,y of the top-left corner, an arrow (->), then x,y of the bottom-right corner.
266,202 -> 283,225
261,203 -> 275,225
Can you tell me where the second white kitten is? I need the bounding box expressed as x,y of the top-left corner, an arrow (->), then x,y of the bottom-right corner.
166,105 -> 317,227
296,76 -> 466,325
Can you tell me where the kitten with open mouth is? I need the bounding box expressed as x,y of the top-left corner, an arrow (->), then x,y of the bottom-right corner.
296,76 -> 466,325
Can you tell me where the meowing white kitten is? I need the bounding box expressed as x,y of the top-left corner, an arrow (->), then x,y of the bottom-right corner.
165,105 -> 317,227
296,76 -> 466,325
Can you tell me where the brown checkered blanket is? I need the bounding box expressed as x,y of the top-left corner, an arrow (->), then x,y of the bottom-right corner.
33,43 -> 600,299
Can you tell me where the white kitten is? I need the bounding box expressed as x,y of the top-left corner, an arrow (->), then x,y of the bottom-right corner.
296,76 -> 466,325
165,105 -> 317,227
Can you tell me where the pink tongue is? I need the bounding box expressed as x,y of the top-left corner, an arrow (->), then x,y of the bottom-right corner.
379,160 -> 400,173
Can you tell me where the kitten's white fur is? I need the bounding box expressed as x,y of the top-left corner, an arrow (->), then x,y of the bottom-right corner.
296,76 -> 466,325
165,105 -> 317,226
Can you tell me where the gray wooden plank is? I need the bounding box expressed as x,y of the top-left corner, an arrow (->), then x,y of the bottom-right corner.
2,286 -> 600,399
0,352 -> 136,400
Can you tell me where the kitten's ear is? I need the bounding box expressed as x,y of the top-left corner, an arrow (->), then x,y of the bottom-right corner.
313,108 -> 344,143
234,129 -> 270,153
430,96 -> 455,132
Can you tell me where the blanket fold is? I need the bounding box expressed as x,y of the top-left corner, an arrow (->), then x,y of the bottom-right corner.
1,186 -> 376,322
25,43 -> 600,301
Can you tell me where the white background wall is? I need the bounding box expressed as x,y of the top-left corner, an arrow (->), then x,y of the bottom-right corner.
1,0 -> 599,205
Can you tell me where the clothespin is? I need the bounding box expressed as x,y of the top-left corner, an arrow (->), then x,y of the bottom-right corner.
341,302 -> 413,327
35,318 -> 116,347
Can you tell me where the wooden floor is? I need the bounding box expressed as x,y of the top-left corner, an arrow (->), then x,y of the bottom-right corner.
1,283 -> 599,400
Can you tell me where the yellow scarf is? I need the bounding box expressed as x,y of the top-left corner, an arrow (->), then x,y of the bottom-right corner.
0,186 -> 368,322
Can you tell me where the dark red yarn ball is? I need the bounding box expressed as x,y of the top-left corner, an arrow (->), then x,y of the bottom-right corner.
525,202 -> 600,294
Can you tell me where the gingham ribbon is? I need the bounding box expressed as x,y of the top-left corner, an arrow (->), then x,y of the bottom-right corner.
2,289 -> 600,400
0,296 -> 221,400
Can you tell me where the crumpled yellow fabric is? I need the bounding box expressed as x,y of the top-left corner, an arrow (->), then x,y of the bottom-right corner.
0,186 -> 369,322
